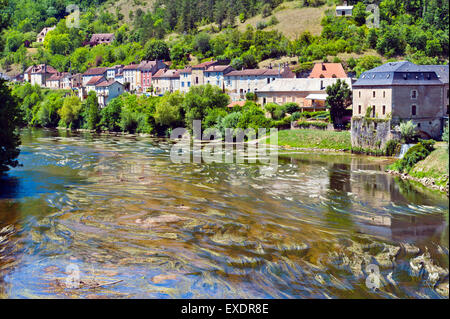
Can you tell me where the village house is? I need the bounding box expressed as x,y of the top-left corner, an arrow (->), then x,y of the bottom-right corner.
204,65 -> 235,90
23,66 -> 33,82
224,65 -> 295,101
70,73 -> 83,89
46,72 -> 68,89
139,60 -> 168,93
30,64 -> 58,87
82,67 -> 108,86
191,60 -> 218,87
257,77 -> 352,111
308,63 -> 348,79
106,65 -> 124,81
95,80 -> 125,107
152,69 -> 181,96
78,75 -> 106,100
89,33 -> 115,46
123,63 -> 140,92
352,61 -> 449,139
179,67 -> 192,93
36,26 -> 56,43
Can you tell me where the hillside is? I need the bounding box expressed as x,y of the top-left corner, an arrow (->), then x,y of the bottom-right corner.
0,0 -> 448,77
411,142 -> 449,187
237,2 -> 329,39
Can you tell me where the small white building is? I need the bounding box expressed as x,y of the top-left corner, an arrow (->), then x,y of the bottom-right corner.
204,65 -> 235,90
336,5 -> 353,17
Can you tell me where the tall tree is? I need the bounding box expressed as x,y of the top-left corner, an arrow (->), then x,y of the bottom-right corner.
326,79 -> 352,129
0,80 -> 22,173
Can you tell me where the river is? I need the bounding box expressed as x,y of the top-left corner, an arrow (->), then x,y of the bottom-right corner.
0,128 -> 448,298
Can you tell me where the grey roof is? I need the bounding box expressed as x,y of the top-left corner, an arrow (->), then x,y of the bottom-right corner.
257,78 -> 352,93
353,61 -> 448,87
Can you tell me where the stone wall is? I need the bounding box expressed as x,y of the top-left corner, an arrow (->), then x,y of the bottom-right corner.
351,117 -> 396,150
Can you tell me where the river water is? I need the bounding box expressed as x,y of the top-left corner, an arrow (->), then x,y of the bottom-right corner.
0,128 -> 448,299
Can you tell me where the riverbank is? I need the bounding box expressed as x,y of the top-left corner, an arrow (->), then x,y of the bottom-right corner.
387,142 -> 449,195
266,129 -> 351,152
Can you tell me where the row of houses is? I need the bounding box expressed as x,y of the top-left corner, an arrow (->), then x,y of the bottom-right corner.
15,61 -> 353,109
13,60 -> 449,139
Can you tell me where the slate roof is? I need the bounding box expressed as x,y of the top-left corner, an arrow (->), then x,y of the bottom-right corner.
353,61 -> 448,87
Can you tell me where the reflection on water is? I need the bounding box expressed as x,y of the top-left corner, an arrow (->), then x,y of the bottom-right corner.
0,128 -> 448,299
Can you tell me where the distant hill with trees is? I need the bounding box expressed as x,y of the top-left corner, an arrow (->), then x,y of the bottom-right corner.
0,0 -> 448,77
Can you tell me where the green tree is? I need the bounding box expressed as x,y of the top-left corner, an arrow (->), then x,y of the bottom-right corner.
100,97 -> 123,132
0,80 -> 22,173
154,91 -> 184,128
399,120 -> 417,143
183,84 -> 230,131
326,79 -> 352,129
83,91 -> 100,130
58,96 -> 82,129
143,39 -> 170,61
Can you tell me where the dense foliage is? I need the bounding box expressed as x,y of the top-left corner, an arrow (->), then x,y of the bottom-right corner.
0,79 -> 22,173
11,83 -> 306,136
389,139 -> 436,173
1,0 -> 448,75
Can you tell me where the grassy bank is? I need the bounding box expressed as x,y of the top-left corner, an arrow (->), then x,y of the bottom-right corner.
267,129 -> 351,151
409,142 -> 449,187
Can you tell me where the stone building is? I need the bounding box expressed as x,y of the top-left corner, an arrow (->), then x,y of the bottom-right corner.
352,61 -> 449,140
256,77 -> 352,111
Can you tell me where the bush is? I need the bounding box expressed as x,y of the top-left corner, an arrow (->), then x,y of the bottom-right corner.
399,120 -> 417,143
245,92 -> 256,101
291,112 -> 302,121
389,140 -> 435,173
283,102 -> 299,114
384,139 -> 400,157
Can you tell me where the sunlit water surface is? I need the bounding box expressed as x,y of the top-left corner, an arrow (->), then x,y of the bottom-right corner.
0,129 -> 448,299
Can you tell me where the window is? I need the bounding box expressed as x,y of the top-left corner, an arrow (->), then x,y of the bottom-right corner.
181,82 -> 185,87
412,105 -> 417,116
383,91 -> 385,98
372,105 -> 376,117
358,105 -> 361,114
358,91 -> 361,98
188,82 -> 191,87
267,78 -> 270,84
373,91 -> 376,98
411,90 -> 417,99
382,105 -> 386,115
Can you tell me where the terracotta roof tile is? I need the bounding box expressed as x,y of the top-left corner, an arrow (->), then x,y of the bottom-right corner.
308,63 -> 347,78
83,67 -> 107,76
